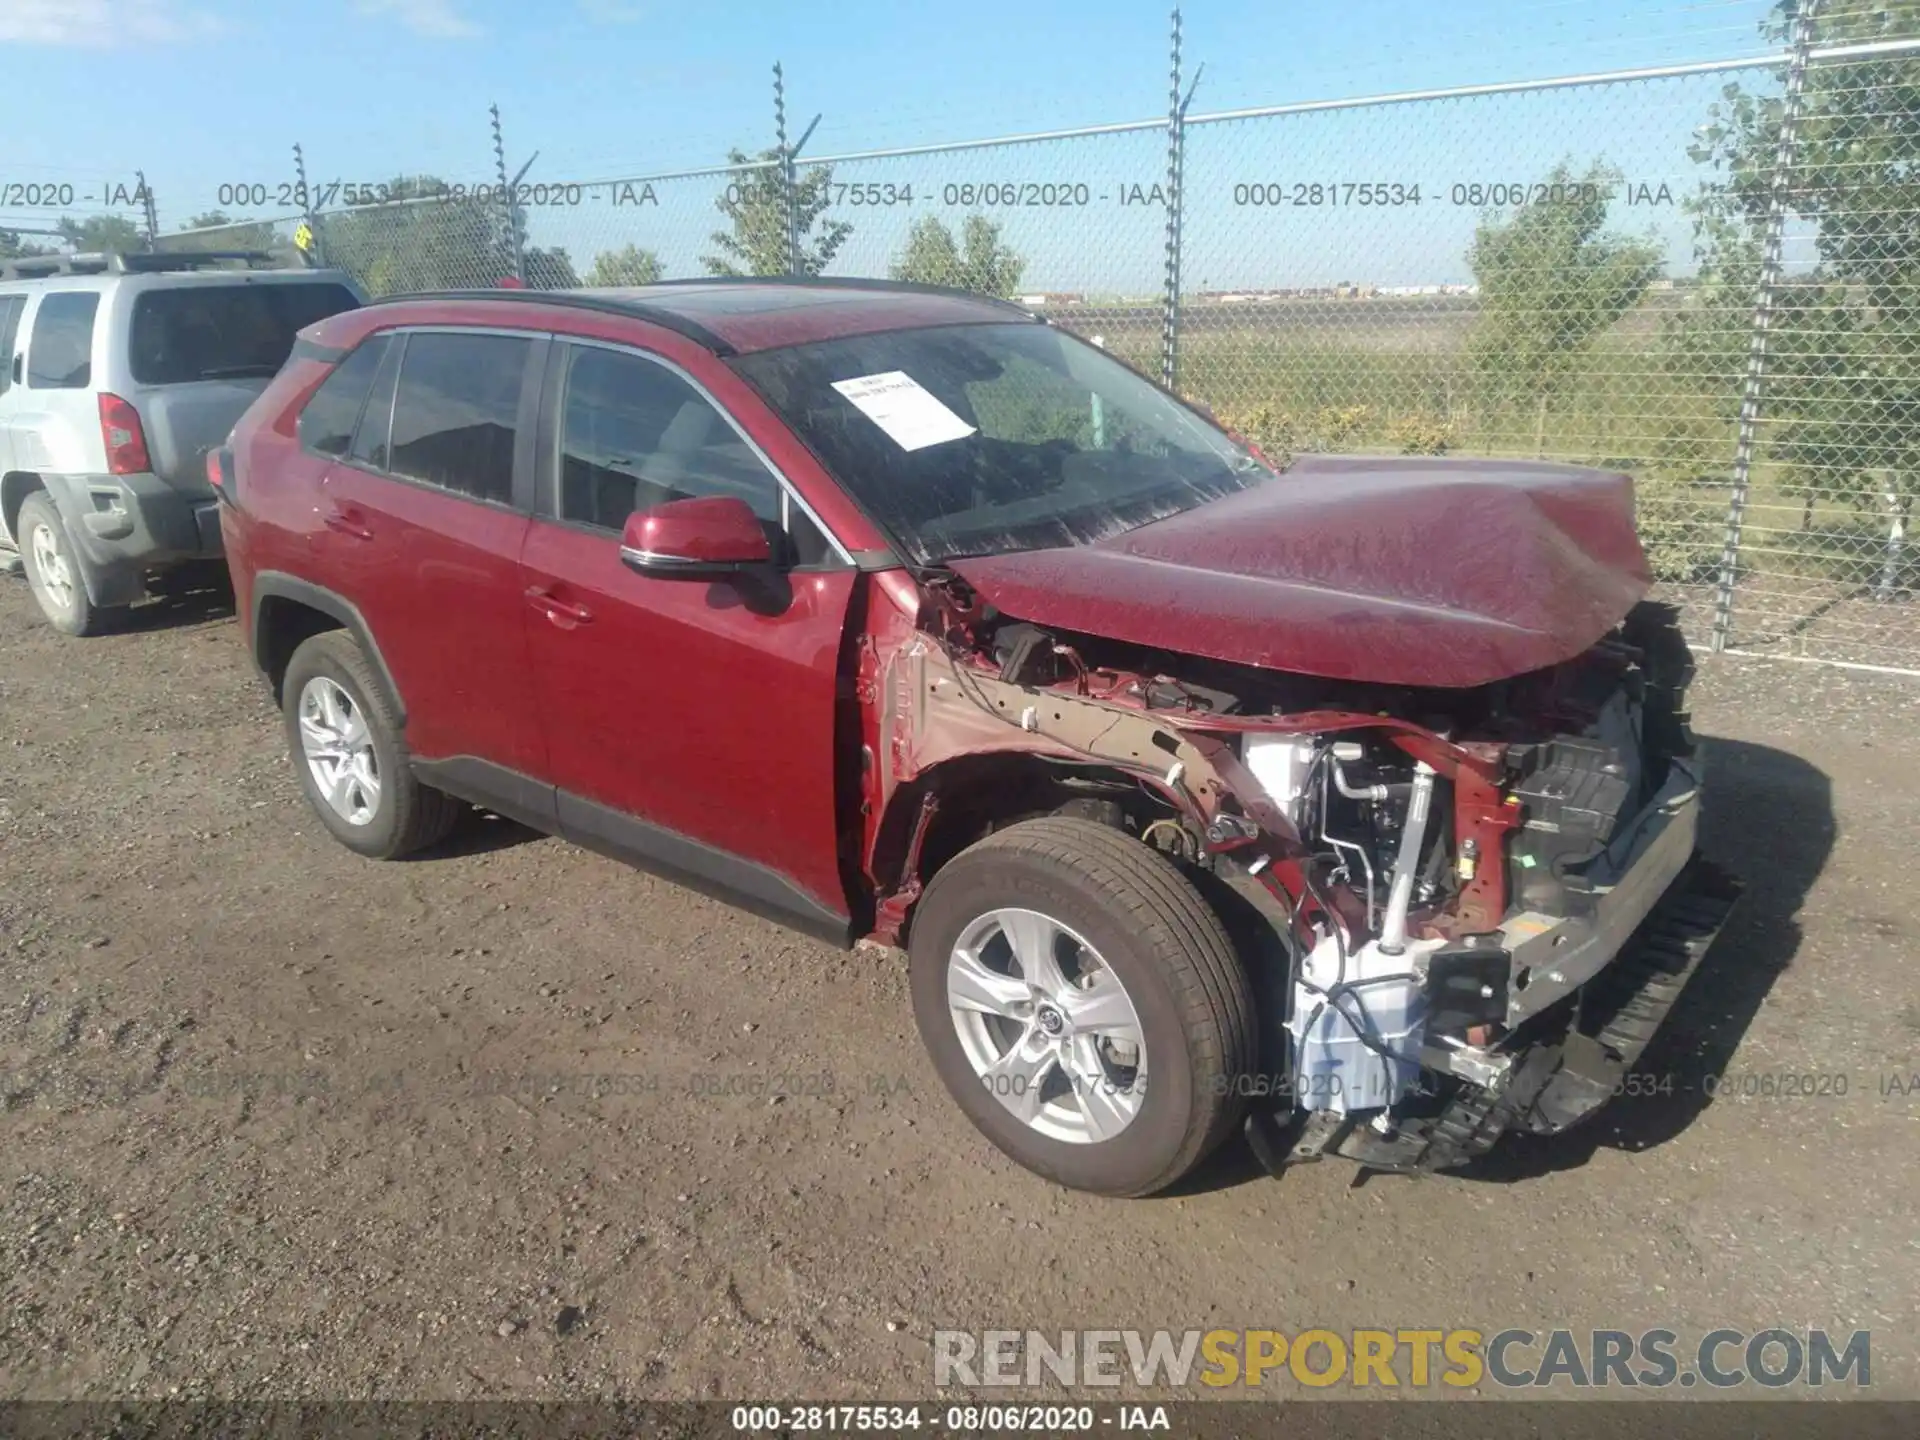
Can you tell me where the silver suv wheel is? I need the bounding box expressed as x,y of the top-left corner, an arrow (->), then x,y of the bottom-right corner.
947,906 -> 1147,1144
298,675 -> 382,826
16,493 -> 122,637
27,517 -> 77,621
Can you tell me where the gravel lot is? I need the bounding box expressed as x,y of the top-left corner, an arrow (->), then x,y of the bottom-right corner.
1,574 -> 1916,1402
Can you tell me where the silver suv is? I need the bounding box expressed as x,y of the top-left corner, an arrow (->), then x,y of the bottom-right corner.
0,252 -> 362,634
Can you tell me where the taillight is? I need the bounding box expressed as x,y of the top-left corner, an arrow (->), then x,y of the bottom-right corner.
98,393 -> 151,475
207,445 -> 236,504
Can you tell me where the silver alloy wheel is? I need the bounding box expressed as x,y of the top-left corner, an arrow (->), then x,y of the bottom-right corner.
298,676 -> 382,827
947,907 -> 1148,1144
28,520 -> 75,616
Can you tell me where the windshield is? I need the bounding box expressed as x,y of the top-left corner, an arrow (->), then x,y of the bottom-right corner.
730,321 -> 1275,566
128,282 -> 360,385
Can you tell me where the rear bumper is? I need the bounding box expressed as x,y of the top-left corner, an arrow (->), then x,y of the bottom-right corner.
36,472 -> 223,605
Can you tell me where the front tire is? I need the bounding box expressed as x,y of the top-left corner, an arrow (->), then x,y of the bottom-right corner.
19,494 -> 126,636
908,817 -> 1256,1196
281,630 -> 462,859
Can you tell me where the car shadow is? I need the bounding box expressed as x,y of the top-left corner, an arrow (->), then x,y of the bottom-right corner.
118,564 -> 238,632
404,807 -> 548,861
1457,735 -> 1834,1183
1166,735 -> 1834,1197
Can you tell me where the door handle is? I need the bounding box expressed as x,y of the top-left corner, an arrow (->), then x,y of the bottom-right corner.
322,504 -> 374,541
524,585 -> 594,626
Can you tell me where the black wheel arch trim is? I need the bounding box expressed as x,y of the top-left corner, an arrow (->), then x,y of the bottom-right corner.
251,571 -> 407,723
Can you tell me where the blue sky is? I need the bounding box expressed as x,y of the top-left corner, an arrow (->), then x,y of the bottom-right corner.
2,0 -> 1790,291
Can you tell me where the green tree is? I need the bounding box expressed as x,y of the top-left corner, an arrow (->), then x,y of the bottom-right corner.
587,243 -> 664,286
523,245 -> 581,290
701,150 -> 851,277
1687,0 -> 1920,596
1466,162 -> 1662,453
56,214 -> 147,254
890,213 -> 1025,297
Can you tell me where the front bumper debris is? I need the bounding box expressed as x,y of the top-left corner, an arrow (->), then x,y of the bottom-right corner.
1246,853 -> 1742,1177
1492,762 -> 1704,1027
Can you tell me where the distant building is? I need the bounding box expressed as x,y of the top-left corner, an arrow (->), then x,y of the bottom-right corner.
1015,292 -> 1087,307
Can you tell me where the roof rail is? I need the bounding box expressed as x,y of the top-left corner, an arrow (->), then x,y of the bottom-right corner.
640,273 -> 1041,319
0,249 -> 288,281
354,287 -> 738,354
352,277 -> 1040,356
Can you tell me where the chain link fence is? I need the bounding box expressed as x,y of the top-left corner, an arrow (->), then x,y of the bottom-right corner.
1721,40 -> 1920,670
75,7 -> 1920,675
1180,67 -> 1754,650
806,128 -> 1172,365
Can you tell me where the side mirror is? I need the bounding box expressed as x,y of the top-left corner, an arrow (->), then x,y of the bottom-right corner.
620,495 -> 772,578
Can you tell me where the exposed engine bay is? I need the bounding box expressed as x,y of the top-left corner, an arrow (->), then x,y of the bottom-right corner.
871,582 -> 1742,1176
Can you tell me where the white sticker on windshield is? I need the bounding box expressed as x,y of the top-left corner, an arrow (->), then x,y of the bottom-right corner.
830,371 -> 977,451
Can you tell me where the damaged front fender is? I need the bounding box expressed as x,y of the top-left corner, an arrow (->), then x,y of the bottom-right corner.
853,570 -> 1506,946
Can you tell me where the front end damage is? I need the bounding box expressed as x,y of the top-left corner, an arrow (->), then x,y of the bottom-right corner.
859,575 -> 1740,1176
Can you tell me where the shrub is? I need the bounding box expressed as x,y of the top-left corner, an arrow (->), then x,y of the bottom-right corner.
1211,402 -> 1296,468
1630,467 -> 1725,584
1384,412 -> 1454,455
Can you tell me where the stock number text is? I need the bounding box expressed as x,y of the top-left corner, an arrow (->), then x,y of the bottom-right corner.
1234,181 -> 1423,207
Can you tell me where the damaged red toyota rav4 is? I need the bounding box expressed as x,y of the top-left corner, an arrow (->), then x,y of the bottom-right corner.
215,278 -> 1740,1197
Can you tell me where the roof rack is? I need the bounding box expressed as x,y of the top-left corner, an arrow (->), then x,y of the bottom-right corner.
0,250 -> 289,281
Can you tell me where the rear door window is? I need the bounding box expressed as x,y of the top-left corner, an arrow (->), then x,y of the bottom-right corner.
128,282 -> 360,385
387,331 -> 531,506
297,335 -> 389,458
27,292 -> 99,389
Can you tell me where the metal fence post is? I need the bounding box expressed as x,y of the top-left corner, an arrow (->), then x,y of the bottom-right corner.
491,103 -> 527,284
292,143 -> 325,267
1159,9 -> 1184,390
1711,0 -> 1820,654
136,171 -> 159,251
775,62 -> 800,276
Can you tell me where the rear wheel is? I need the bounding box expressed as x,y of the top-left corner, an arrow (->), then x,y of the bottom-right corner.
19,494 -> 125,636
908,816 -> 1256,1196
281,630 -> 462,859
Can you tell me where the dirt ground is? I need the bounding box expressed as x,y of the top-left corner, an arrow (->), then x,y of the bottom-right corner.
1,573 -> 1916,1403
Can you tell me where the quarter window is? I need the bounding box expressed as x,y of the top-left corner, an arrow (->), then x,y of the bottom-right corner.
388,332 -> 530,506
27,292 -> 99,389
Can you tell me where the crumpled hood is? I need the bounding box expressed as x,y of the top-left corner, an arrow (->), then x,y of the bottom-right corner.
947,455 -> 1652,689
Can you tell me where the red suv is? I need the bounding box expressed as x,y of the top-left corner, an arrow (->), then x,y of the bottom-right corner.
217,279 -> 1738,1196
